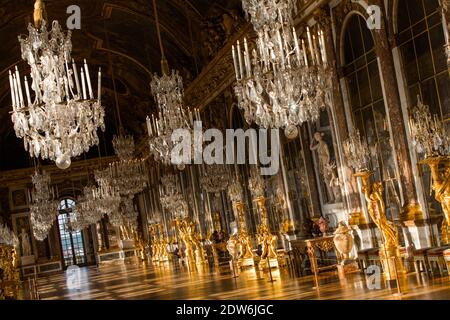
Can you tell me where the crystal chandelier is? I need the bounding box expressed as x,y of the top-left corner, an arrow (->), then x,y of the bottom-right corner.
9,2 -> 105,169
146,0 -> 198,166
232,0 -> 331,136
93,135 -> 148,198
0,222 -> 19,248
119,197 -> 139,232
248,167 -> 266,198
409,95 -> 450,158
159,174 -> 189,218
71,186 -> 99,231
228,180 -> 245,203
29,170 -> 57,241
342,129 -> 370,172
200,165 -> 231,195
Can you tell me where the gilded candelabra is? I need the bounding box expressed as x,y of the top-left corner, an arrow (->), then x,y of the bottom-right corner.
0,245 -> 20,300
228,180 -> 255,267
355,170 -> 404,279
254,196 -> 278,261
149,223 -> 169,262
234,201 -> 255,262
409,97 -> 450,244
174,217 -> 206,264
419,157 -> 450,244
344,130 -> 404,280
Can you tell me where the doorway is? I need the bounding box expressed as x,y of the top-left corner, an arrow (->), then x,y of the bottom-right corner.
57,198 -> 87,267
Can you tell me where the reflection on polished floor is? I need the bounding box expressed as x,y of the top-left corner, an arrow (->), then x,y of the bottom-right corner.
31,261 -> 450,300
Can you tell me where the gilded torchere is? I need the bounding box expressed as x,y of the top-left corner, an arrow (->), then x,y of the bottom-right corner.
254,196 -> 278,265
344,130 -> 404,281
234,201 -> 255,267
355,170 -> 404,280
149,223 -> 169,262
0,245 -> 20,300
420,156 -> 450,244
228,180 -> 255,267
174,217 -> 206,265
409,96 -> 450,244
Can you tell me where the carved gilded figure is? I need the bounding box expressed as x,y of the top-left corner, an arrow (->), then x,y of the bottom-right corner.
420,157 -> 450,244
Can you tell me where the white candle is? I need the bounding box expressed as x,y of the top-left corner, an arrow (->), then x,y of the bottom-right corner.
24,76 -> 31,107
307,27 -> 315,65
312,34 -> 320,66
244,38 -> 251,77
302,40 -> 309,67
84,59 -> 93,99
72,59 -> 81,98
147,116 -> 152,136
97,68 -> 102,102
320,30 -> 328,65
293,28 -> 301,64
237,40 -> 244,79
9,71 -> 16,110
15,67 -> 24,107
12,74 -> 20,110
232,45 -> 239,80
80,68 -> 87,100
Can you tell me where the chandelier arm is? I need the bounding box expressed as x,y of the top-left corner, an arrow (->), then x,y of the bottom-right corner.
103,21 -> 124,134
152,0 -> 169,75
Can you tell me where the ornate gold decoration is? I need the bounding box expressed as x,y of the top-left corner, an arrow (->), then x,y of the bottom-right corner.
33,0 -> 46,28
234,201 -> 254,260
174,217 -> 206,264
348,211 -> 366,226
420,156 -> 450,245
0,245 -> 20,300
355,170 -> 404,279
149,223 -> 169,262
254,196 -> 277,260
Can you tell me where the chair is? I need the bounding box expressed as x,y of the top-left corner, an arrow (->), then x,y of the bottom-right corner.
444,249 -> 450,274
412,248 -> 430,276
368,248 -> 381,268
357,248 -> 372,271
426,246 -> 450,277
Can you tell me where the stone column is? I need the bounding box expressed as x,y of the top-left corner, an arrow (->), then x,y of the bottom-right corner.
371,0 -> 422,220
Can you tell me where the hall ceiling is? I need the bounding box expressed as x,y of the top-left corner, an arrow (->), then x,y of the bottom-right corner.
0,0 -> 243,171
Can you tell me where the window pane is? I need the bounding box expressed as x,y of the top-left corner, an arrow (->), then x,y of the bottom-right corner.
436,73 -> 450,119
414,32 -> 434,80
357,67 -> 371,107
424,0 -> 440,15
407,0 -> 425,25
400,41 -> 419,85
429,24 -> 447,73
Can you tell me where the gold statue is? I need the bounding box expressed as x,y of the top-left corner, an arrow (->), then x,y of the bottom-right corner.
254,196 -> 278,261
356,171 -> 403,279
233,202 -> 254,261
420,156 -> 450,244
174,217 -> 206,264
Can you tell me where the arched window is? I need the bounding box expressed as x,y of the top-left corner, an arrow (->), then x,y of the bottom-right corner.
397,0 -> 449,121
397,0 -> 449,236
343,14 -> 401,220
57,198 -> 86,267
